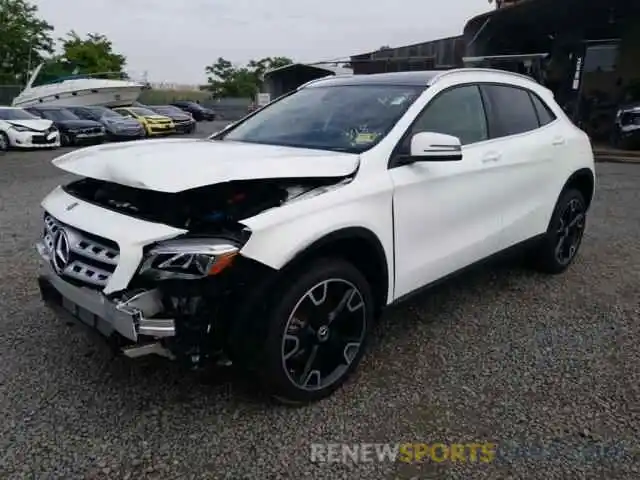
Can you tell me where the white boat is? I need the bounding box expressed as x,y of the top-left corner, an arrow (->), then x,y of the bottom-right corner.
11,63 -> 145,108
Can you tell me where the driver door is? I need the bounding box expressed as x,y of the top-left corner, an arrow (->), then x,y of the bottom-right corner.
389,84 -> 506,298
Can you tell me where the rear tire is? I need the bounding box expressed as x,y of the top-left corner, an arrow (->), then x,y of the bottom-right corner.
254,258 -> 374,405
530,189 -> 587,274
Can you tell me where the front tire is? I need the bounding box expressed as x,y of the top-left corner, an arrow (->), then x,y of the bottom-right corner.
256,258 -> 374,404
0,131 -> 9,152
531,189 -> 587,274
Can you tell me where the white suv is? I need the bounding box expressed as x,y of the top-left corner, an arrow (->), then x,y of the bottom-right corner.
37,69 -> 595,403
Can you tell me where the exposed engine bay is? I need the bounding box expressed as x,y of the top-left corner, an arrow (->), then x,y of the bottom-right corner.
46,174 -> 355,367
63,175 -> 351,234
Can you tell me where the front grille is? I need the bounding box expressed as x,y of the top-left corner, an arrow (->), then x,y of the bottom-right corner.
43,213 -> 120,288
78,127 -> 102,134
32,135 -> 56,145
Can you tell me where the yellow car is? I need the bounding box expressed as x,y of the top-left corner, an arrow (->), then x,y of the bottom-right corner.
112,106 -> 175,136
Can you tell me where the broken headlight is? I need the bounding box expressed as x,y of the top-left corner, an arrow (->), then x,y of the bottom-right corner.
139,238 -> 239,280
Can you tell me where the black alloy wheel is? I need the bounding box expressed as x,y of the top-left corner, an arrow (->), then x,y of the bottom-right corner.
256,259 -> 374,404
61,132 -> 72,146
554,196 -> 586,267
532,189 -> 587,274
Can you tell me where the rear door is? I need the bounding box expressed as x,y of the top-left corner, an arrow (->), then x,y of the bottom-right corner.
479,84 -> 560,247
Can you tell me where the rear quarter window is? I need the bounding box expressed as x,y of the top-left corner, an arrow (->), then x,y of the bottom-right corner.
529,92 -> 557,126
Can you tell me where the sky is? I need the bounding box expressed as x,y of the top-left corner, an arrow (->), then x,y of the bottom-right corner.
32,0 -> 489,85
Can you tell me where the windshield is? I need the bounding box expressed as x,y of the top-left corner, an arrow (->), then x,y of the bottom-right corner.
77,107 -> 122,119
37,109 -> 79,121
99,109 -> 124,118
0,108 -> 39,120
220,84 -> 423,153
129,107 -> 157,116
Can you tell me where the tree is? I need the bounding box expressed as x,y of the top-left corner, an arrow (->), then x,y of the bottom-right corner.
60,31 -> 126,74
205,56 -> 293,98
247,56 -> 294,81
0,0 -> 54,84
38,31 -> 127,85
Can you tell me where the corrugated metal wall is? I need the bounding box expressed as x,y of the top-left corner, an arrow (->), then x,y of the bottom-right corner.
350,36 -> 466,75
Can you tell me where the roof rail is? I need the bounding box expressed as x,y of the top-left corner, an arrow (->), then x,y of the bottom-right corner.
297,73 -> 354,90
429,67 -> 539,85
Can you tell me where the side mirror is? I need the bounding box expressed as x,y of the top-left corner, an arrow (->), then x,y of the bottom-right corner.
409,132 -> 463,161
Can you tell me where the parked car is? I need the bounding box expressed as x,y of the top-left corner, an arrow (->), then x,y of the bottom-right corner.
36,69 -> 595,404
171,100 -> 216,121
112,106 -> 175,136
0,106 -> 60,150
610,102 -> 640,150
25,106 -> 105,147
144,104 -> 196,134
66,106 -> 146,141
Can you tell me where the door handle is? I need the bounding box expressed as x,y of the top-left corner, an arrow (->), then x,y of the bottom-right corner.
482,153 -> 501,164
552,137 -> 566,146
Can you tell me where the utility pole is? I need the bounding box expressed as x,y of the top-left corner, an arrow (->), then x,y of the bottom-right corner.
26,36 -> 33,86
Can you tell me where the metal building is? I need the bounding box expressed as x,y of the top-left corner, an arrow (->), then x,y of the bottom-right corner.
349,36 -> 466,75
464,0 -> 640,139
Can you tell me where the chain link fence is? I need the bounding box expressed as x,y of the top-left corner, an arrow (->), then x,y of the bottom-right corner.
1,84 -> 252,121
0,85 -> 21,106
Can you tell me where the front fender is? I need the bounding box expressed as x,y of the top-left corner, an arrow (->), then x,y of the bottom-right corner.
239,175 -> 395,303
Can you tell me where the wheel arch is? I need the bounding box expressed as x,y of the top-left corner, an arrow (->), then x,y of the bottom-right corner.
562,168 -> 595,209
278,226 -> 391,315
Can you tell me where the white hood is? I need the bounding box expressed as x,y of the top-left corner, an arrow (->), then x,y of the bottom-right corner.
51,138 -> 360,193
6,119 -> 52,131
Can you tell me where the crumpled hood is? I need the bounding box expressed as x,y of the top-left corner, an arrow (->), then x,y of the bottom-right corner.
52,138 -> 360,193
7,119 -> 52,131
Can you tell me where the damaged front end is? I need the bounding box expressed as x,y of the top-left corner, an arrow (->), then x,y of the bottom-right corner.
38,174 -> 351,368
62,175 -> 347,233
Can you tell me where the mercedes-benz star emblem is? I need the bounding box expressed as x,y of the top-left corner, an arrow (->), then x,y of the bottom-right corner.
66,202 -> 79,211
51,229 -> 70,274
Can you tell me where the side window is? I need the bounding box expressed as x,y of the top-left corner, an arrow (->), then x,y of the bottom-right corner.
481,84 -> 540,138
529,92 -> 556,127
409,85 -> 488,146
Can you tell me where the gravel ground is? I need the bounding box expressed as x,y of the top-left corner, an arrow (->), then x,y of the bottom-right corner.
0,122 -> 639,479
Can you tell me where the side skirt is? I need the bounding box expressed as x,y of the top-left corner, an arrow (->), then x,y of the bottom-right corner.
388,234 -> 546,308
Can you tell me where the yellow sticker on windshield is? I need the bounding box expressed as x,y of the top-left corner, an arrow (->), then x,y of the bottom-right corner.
354,132 -> 378,144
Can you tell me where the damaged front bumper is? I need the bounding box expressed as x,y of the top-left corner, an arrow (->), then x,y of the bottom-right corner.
37,241 -> 176,355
